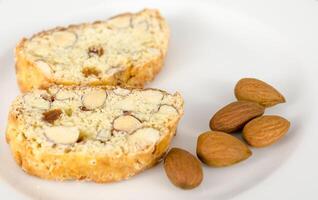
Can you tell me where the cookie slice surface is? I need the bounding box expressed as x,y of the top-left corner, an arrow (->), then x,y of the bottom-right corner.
6,86 -> 183,182
15,9 -> 169,92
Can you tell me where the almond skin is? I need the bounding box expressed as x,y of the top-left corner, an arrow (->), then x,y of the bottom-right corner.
235,78 -> 286,107
210,101 -> 265,133
197,131 -> 252,167
42,109 -> 62,124
243,115 -> 290,147
164,148 -> 203,189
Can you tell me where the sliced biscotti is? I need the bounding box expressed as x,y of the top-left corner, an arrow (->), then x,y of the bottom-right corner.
6,86 -> 183,182
15,9 -> 169,92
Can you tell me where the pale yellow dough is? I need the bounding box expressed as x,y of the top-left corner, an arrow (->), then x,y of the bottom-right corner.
6,86 -> 183,182
15,9 -> 169,92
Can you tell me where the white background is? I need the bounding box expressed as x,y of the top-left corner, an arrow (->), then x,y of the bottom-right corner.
0,0 -> 317,199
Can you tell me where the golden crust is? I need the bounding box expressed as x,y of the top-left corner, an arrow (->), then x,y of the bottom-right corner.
6,107 -> 181,183
15,9 -> 169,93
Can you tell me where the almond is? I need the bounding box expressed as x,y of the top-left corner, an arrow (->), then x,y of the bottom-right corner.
128,128 -> 160,151
113,115 -> 142,134
45,126 -> 79,144
164,148 -> 203,189
235,78 -> 286,107
141,90 -> 164,104
82,89 -> 107,109
157,104 -> 179,115
196,131 -> 252,167
210,101 -> 265,133
243,115 -> 290,147
34,60 -> 52,77
52,31 -> 77,47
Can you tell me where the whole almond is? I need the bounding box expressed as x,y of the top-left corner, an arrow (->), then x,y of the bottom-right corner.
243,115 -> 290,147
197,131 -> 252,167
235,78 -> 286,107
164,148 -> 203,189
210,101 -> 265,133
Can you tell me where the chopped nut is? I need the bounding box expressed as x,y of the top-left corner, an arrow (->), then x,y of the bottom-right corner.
157,104 -> 178,115
88,45 -> 104,57
42,109 -> 62,124
113,115 -> 142,134
113,88 -> 131,96
34,60 -> 52,77
52,31 -> 77,47
44,126 -> 79,144
82,89 -> 107,110
128,128 -> 160,150
82,67 -> 101,77
141,90 -> 164,104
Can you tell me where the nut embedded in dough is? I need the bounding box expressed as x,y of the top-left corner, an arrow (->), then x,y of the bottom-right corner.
82,89 -> 107,109
52,31 -> 77,47
45,126 -> 80,144
128,128 -> 160,150
34,60 -> 52,77
157,104 -> 178,115
113,115 -> 142,134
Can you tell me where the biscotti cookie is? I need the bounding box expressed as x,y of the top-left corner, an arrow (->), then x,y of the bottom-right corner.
6,86 -> 183,182
15,9 -> 169,92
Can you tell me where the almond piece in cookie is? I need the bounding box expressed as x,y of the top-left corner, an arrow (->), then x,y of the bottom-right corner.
157,104 -> 179,115
82,89 -> 107,109
34,60 -> 52,77
128,128 -> 160,151
45,126 -> 80,144
113,115 -> 142,134
51,31 -> 77,47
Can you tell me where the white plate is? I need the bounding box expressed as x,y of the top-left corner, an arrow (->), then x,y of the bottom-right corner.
0,0 -> 310,199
